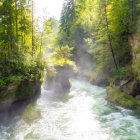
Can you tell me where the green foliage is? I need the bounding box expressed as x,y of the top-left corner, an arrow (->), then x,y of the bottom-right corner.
7,75 -> 24,84
57,0 -> 76,47
57,0 -> 139,81
0,0 -> 47,91
53,46 -> 73,60
1,0 -> 140,92
113,67 -> 128,80
0,54 -> 44,91
50,45 -> 77,71
0,72 -> 7,90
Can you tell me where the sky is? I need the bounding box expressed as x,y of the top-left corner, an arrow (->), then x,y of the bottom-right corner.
34,0 -> 64,28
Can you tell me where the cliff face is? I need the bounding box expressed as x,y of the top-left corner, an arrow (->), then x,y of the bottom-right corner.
129,33 -> 140,61
106,32 -> 140,108
111,32 -> 140,99
129,32 -> 140,78
0,80 -> 41,112
118,32 -> 140,98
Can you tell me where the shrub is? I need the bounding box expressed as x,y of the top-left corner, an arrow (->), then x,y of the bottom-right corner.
113,67 -> 128,80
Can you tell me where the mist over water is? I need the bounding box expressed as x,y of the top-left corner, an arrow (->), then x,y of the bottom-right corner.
0,79 -> 140,140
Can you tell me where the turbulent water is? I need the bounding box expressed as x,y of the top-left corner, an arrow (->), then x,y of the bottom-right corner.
0,79 -> 140,140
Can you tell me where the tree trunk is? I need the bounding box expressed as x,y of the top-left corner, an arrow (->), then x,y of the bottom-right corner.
32,0 -> 34,56
40,32 -> 43,53
104,0 -> 118,70
15,0 -> 18,50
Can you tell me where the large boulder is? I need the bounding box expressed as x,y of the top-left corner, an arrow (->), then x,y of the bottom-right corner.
106,86 -> 140,109
45,65 -> 72,93
113,79 -> 140,97
91,74 -> 109,87
20,104 -> 42,124
121,80 -> 136,96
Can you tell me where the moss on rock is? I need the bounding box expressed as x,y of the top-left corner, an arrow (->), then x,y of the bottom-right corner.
106,86 -> 140,109
21,104 -> 42,124
0,80 -> 41,111
16,80 -> 41,101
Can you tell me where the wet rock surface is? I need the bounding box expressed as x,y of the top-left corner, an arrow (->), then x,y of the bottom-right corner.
45,65 -> 72,93
20,104 -> 42,124
0,80 -> 41,112
113,79 -> 140,98
91,75 -> 109,87
106,86 -> 140,109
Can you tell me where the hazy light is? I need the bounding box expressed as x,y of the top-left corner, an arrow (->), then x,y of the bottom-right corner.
34,0 -> 64,29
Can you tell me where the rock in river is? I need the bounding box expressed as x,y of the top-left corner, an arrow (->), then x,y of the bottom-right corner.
45,65 -> 72,93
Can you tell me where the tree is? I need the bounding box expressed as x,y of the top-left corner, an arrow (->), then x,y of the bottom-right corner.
32,0 -> 34,56
104,0 -> 118,69
0,0 -> 45,90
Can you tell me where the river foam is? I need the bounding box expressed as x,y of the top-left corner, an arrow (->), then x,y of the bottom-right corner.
0,79 -> 140,140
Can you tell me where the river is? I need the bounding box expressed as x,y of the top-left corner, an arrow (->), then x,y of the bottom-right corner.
0,79 -> 140,140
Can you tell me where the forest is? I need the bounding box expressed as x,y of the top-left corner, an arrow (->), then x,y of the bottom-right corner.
0,0 -> 140,139
0,0 -> 140,89
58,0 -> 140,80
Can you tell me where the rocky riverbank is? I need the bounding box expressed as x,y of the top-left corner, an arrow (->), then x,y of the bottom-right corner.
0,80 -> 41,112
106,86 -> 140,109
106,32 -> 140,109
